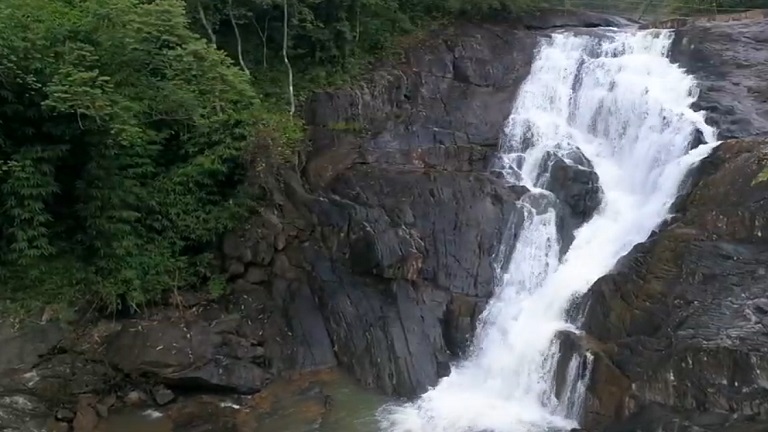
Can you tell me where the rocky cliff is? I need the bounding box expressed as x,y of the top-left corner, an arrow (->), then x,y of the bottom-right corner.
206,10 -> 624,400
577,16 -> 768,432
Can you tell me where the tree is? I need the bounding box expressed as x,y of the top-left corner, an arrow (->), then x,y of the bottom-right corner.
228,0 -> 251,74
0,0 -> 300,310
252,11 -> 272,68
283,0 -> 296,114
197,0 -> 218,45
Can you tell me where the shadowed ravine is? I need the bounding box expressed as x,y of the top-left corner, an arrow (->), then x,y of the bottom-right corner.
378,28 -> 718,432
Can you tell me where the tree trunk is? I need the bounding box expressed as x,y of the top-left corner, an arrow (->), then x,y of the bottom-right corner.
636,0 -> 654,20
229,0 -> 250,76
197,1 -> 216,46
252,15 -> 270,69
355,0 -> 360,42
283,0 -> 295,115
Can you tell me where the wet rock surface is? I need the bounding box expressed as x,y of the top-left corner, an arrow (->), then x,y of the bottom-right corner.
671,17 -> 768,139
0,393 -> 51,432
248,19 -> 549,397
290,13 -> 630,396
539,150 -> 603,255
105,318 -> 269,395
581,138 -> 768,431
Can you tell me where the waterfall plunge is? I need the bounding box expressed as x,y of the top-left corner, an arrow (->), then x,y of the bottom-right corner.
379,29 -> 718,432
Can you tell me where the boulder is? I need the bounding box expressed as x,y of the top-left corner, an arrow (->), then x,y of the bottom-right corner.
105,318 -> 269,394
670,18 -> 768,140
539,150 -> 603,255
0,394 -> 50,432
581,138 -> 768,431
151,385 -> 176,406
0,321 -> 64,373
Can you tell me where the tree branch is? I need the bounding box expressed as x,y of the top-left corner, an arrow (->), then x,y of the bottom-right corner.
228,0 -> 250,76
252,15 -> 270,69
197,1 -> 216,46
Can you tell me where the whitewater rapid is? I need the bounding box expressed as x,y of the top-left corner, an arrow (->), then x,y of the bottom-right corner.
379,29 -> 718,432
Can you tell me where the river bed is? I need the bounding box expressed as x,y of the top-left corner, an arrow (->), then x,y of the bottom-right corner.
93,370 -> 388,432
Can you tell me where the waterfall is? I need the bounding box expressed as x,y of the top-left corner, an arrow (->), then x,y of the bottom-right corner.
378,28 -> 718,432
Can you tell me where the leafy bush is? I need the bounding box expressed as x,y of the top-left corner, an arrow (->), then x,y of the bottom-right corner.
0,0 -> 301,311
0,0 -> 546,313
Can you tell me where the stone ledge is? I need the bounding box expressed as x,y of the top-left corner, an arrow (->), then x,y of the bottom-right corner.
640,9 -> 768,29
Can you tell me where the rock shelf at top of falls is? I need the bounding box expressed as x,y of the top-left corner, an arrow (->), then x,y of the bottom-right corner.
2,10 -> 768,432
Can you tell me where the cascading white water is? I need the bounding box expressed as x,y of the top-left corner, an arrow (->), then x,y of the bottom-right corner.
378,28 -> 719,432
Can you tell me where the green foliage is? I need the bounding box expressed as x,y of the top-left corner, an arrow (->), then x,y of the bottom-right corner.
328,121 -> 366,132
752,165 -> 768,186
0,0 -> 544,313
0,0 -> 298,311
189,0 -> 541,103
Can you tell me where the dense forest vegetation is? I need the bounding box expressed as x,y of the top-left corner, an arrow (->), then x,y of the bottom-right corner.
0,0 -> 764,314
0,0 -> 545,313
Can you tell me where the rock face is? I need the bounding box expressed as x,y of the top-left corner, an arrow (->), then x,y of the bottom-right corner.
224,13 -> 628,397
670,17 -> 768,139
105,318 -> 269,394
240,21 -> 541,396
539,150 -> 603,255
581,138 -> 768,432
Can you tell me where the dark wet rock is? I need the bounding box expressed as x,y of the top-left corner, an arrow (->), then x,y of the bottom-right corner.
443,295 -> 488,356
543,152 -> 601,222
123,390 -> 147,406
582,138 -> 768,431
48,420 -> 71,432
219,20 -> 549,397
0,394 -> 51,432
105,320 -> 217,374
151,386 -> 175,406
27,354 -> 117,400
302,171 -> 525,395
539,150 -> 603,254
0,321 -> 64,372
0,321 -> 119,430
520,9 -> 638,30
72,395 -> 99,432
55,407 -> 76,422
670,18 -> 768,140
164,399 -> 239,432
105,319 -> 269,394
605,403 -> 768,432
